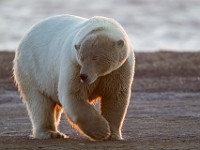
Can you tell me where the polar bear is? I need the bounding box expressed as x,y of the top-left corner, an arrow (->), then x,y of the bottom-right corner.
13,15 -> 135,141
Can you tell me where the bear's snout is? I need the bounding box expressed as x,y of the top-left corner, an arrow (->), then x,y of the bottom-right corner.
80,74 -> 88,83
79,72 -> 97,84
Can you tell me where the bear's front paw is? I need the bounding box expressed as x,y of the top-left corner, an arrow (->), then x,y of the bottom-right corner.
34,131 -> 68,139
78,115 -> 111,141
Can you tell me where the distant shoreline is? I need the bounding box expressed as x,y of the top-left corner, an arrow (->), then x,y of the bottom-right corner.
1,51 -> 200,79
1,51 -> 200,93
1,49 -> 200,52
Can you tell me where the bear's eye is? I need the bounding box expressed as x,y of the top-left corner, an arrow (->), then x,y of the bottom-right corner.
91,56 -> 98,61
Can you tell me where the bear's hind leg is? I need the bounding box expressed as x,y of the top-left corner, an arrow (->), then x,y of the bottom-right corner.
23,91 -> 67,139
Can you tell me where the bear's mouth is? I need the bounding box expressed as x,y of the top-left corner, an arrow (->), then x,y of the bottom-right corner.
80,78 -> 93,84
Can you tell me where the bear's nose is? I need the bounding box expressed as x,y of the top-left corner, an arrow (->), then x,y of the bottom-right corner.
80,74 -> 88,82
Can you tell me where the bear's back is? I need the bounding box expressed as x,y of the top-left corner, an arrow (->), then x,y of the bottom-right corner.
15,15 -> 85,75
14,15 -> 86,91
18,15 -> 85,54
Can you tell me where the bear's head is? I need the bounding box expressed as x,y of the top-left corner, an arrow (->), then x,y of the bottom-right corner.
75,32 -> 129,84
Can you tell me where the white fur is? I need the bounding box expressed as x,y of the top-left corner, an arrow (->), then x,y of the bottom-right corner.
74,16 -> 128,45
13,15 -> 134,140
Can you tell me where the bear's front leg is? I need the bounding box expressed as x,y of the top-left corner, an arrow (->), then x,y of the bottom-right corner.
101,89 -> 131,140
60,92 -> 111,141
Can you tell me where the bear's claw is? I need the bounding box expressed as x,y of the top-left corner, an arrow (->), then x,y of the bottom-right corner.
34,131 -> 68,139
108,134 -> 123,140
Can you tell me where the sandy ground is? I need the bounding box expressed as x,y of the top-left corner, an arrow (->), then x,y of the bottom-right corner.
0,51 -> 200,150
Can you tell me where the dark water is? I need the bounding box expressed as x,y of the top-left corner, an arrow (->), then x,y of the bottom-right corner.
0,0 -> 200,51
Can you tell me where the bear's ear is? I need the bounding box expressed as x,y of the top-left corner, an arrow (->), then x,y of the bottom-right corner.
115,40 -> 124,49
74,44 -> 80,50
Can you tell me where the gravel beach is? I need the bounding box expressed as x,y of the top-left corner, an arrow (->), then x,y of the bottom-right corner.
0,51 -> 200,150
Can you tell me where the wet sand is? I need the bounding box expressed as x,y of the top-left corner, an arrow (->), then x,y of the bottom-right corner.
0,51 -> 200,149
